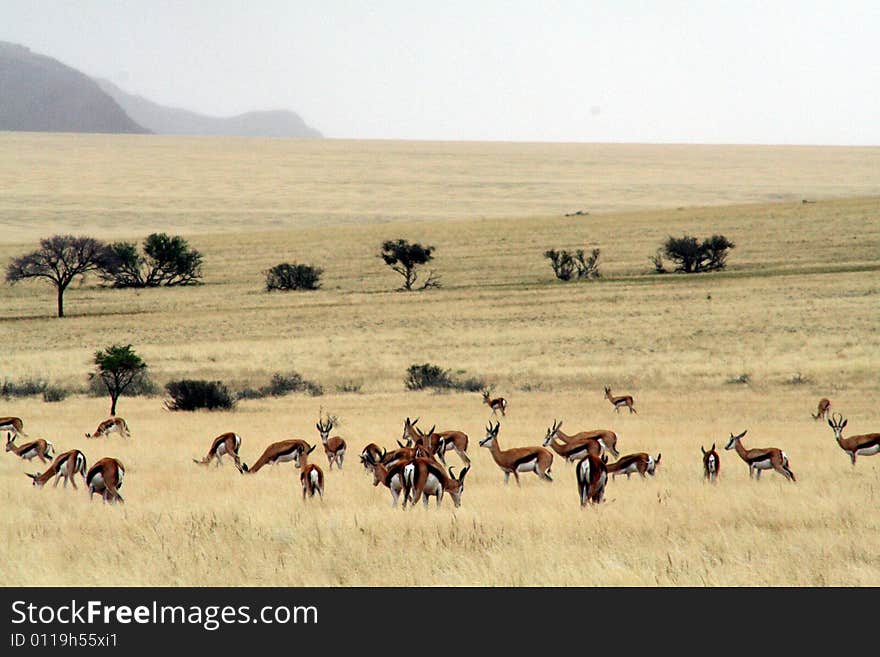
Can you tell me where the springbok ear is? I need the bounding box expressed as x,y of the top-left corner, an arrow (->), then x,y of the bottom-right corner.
308,444 -> 316,454
701,445 -> 706,455
656,453 -> 662,462
26,473 -> 38,479
842,419 -> 848,428
711,443 -> 715,452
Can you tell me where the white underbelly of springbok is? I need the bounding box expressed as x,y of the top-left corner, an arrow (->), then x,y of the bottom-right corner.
752,459 -> 773,470
515,459 -> 537,472
423,474 -> 442,495
856,444 -> 880,456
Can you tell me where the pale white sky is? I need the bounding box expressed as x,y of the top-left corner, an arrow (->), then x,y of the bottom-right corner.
2,0 -> 878,143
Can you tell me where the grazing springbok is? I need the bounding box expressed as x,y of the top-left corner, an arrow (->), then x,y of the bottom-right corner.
401,417 -> 470,466
812,398 -> 832,421
481,389 -> 508,417
0,416 -> 26,438
193,432 -> 244,471
543,420 -> 615,461
361,451 -> 410,507
480,421 -> 553,485
604,386 -> 637,414
404,459 -> 470,508
576,454 -> 608,506
701,444 -> 720,483
316,412 -> 347,470
605,452 -> 661,479
544,420 -> 620,458
5,432 -> 54,463
360,443 -> 385,470
86,457 -> 125,503
240,439 -> 312,473
26,449 -> 87,489
827,413 -> 880,466
85,417 -> 130,439
293,444 -> 324,500
725,430 -> 795,482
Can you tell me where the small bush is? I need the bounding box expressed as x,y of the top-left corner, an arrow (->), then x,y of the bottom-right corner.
405,363 -> 485,392
42,386 -> 69,403
233,371 -> 324,400
544,247 -> 601,281
725,373 -> 751,385
784,372 -> 813,386
657,234 -> 735,273
165,380 -> 236,411
265,263 -> 323,291
335,380 -> 363,394
1,378 -> 48,398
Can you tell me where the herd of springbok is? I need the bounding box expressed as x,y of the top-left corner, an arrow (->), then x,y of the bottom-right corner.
2,392 -> 878,508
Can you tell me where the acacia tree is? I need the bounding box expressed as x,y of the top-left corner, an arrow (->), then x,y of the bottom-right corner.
379,239 -> 439,290
100,233 -> 203,288
90,344 -> 148,416
5,235 -> 111,317
657,234 -> 735,273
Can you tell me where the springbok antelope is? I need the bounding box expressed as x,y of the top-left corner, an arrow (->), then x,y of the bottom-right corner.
26,449 -> 87,489
401,417 -> 470,466
193,432 -> 244,471
241,439 -> 312,473
480,421 -> 553,485
604,386 -> 637,414
86,457 -> 125,503
725,430 -> 795,482
606,452 -> 661,479
85,417 -> 130,439
827,414 -> 880,466
361,451 -> 410,507
404,459 -> 470,508
812,398 -> 832,421
316,412 -> 347,470
543,420 -> 619,459
5,432 -> 54,463
701,444 -> 720,483
293,444 -> 324,500
0,416 -> 26,438
576,454 -> 608,506
481,389 -> 508,417
360,443 -> 385,470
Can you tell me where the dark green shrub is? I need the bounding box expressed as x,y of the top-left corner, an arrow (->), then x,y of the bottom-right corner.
164,380 -> 236,411
265,263 -> 323,291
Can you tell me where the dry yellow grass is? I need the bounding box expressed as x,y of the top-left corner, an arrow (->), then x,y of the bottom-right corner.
1,135 -> 879,586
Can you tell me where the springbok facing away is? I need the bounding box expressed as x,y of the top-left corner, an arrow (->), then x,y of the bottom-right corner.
725,430 -> 795,482
479,421 -> 553,485
316,412 -> 347,470
193,433 -> 244,472
5,432 -> 54,463
812,398 -> 832,421
361,451 -> 410,507
86,457 -> 125,503
605,453 -> 661,479
827,414 -> 880,466
0,417 -> 26,438
604,386 -> 637,414
576,454 -> 608,506
404,460 -> 470,509
701,444 -> 720,483
481,389 -> 508,417
240,439 -> 312,473
293,445 -> 324,500
85,417 -> 130,439
26,449 -> 87,489
401,417 -> 470,466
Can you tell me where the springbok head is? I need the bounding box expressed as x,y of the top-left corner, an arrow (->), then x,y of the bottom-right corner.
828,413 -> 848,440
446,465 -> 471,508
543,419 -> 563,446
725,430 -> 747,450
480,421 -> 501,448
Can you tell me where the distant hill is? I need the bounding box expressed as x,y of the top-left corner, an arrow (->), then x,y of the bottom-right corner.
0,41 -> 149,134
95,78 -> 323,139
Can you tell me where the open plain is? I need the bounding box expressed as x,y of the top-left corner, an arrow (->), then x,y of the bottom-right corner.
1,134 -> 879,585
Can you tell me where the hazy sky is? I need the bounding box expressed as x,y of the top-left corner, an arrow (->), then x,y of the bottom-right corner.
2,1 -> 878,144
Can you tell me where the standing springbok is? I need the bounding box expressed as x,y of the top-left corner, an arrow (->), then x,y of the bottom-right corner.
404,459 -> 470,508
360,443 -> 385,470
725,430 -> 795,482
827,413 -> 880,466
5,432 -> 54,463
701,444 -> 720,483
479,421 -> 553,485
193,432 -> 244,471
543,420 -> 619,460
293,444 -> 324,500
549,424 -> 621,458
812,398 -> 832,421
240,439 -> 312,473
604,386 -> 637,414
361,451 -> 410,507
576,454 -> 608,506
26,449 -> 87,489
401,417 -> 470,466
481,389 -> 508,417
605,452 -> 661,479
316,412 -> 347,470
86,457 -> 125,503
0,417 -> 26,438
85,417 -> 130,439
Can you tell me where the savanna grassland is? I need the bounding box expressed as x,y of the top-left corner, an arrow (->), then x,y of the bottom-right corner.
1,133 -> 879,586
